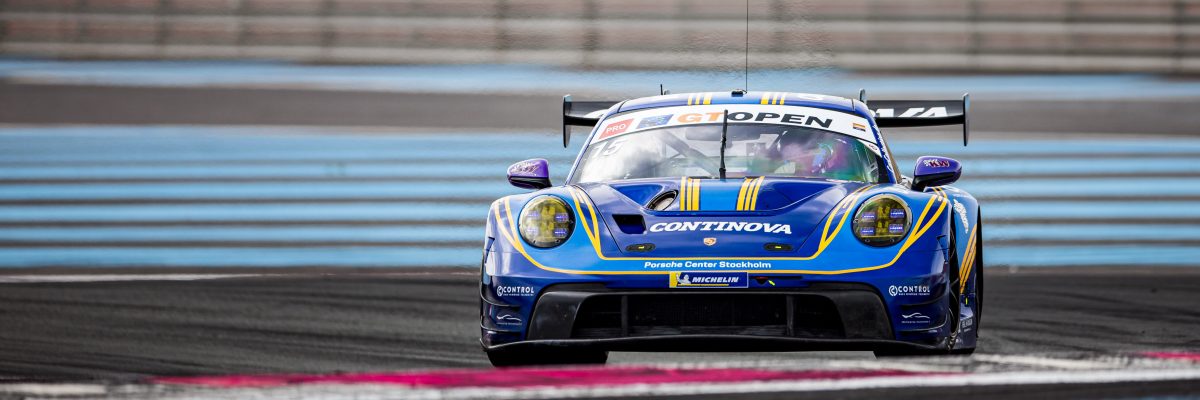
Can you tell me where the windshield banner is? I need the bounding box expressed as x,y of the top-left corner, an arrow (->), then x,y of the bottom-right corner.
592,104 -> 875,145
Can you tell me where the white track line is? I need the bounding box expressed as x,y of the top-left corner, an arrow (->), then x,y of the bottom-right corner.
971,354 -> 1124,370
0,274 -> 267,283
0,383 -> 107,396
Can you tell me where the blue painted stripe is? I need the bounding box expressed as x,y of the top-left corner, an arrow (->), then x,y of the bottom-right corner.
1,179 -> 1195,201
6,158 -> 1195,180
987,246 -> 1200,267
0,165 -> 561,180
0,247 -> 480,268
0,201 -> 1191,223
947,158 -> 1200,175
888,140 -> 1200,155
987,225 -> 1200,241
0,203 -> 489,222
0,182 -> 522,200
0,226 -> 480,242
0,245 -> 1191,268
985,201 -> 1200,219
2,223 -> 1190,243
4,59 -> 1200,100
957,178 -> 1200,197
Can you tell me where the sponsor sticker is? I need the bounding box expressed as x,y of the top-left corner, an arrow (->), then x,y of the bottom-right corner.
645,261 -> 773,269
862,141 -> 882,155
873,107 -> 949,118
900,312 -> 932,325
589,104 -> 874,144
923,158 -> 951,168
597,118 -> 634,141
636,114 -> 673,129
888,284 -> 931,297
670,271 -> 749,288
648,221 -> 793,235
495,313 -> 523,326
953,199 -> 969,230
495,285 -> 536,297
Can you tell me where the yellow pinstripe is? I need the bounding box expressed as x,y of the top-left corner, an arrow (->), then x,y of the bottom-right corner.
678,176 -> 689,210
735,178 -> 753,210
748,176 -> 765,210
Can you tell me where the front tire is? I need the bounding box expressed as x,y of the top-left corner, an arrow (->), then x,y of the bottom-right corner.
487,347 -> 608,367
875,215 -> 982,358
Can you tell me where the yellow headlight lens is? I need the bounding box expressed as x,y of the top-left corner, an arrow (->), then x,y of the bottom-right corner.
852,194 -> 910,247
518,196 -> 575,248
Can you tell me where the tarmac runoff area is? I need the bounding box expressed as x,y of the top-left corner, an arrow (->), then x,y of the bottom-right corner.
0,269 -> 1198,399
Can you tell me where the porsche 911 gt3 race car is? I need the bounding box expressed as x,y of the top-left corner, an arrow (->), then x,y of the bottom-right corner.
480,90 -> 982,366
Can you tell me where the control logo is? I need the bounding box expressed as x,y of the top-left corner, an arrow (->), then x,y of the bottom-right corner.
670,272 -> 748,288
495,285 -> 535,297
888,284 -> 931,297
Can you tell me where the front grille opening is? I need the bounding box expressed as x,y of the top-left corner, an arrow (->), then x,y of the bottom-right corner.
571,294 -> 844,339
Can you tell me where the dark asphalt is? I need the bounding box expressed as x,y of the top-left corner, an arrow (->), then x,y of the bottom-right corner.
0,267 -> 1197,381
4,83 -> 1200,134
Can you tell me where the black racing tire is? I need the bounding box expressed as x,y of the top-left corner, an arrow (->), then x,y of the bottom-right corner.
486,347 -> 608,367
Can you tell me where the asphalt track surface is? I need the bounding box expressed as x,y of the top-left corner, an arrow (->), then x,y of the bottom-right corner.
2,81 -> 1200,398
4,82 -> 1200,135
0,268 -> 1198,378
0,268 -> 1199,400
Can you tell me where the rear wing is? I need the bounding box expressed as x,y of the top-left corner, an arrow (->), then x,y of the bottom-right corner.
865,93 -> 970,146
562,95 -> 620,147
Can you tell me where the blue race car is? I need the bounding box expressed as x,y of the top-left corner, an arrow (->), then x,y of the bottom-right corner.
480,90 -> 982,366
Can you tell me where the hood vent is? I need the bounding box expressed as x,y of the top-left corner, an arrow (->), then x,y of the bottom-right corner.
612,214 -> 647,234
647,191 -> 677,211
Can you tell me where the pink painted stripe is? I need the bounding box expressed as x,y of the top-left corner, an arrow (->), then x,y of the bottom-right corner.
153,366 -> 947,389
1140,351 -> 1200,362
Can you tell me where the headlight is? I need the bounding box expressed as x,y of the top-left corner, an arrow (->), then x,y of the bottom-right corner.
852,194 -> 910,247
518,196 -> 575,248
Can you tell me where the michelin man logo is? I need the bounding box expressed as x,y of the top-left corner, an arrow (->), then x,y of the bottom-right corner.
677,274 -> 691,285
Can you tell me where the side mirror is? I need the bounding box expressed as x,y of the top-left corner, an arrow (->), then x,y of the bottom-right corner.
507,159 -> 552,190
912,156 -> 961,192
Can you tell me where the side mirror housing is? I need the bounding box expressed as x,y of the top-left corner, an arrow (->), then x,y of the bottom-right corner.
507,159 -> 552,190
912,156 -> 961,192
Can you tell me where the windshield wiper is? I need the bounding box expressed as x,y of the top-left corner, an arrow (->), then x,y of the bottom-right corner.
719,109 -> 729,180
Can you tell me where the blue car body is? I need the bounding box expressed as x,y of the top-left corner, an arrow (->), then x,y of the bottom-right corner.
480,91 -> 982,363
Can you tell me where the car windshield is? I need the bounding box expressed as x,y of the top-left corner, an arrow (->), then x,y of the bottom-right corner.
570,123 -> 882,184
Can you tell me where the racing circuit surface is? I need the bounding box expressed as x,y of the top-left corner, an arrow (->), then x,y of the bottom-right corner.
1,62 -> 1200,398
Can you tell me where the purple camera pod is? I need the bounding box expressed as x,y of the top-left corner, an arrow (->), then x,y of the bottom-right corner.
911,155 -> 962,191
507,158 -> 552,190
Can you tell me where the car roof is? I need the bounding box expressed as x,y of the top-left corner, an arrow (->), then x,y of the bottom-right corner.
615,91 -> 873,120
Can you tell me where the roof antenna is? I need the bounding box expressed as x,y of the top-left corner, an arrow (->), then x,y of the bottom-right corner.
743,0 -> 749,91
660,84 -> 670,95
719,109 -> 729,180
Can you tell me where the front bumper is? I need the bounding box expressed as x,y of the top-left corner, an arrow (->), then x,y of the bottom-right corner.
482,281 -> 952,352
